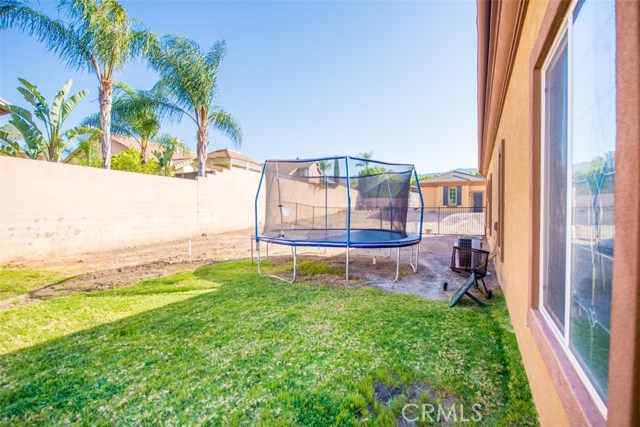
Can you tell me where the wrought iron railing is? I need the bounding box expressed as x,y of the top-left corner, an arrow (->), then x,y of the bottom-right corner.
408,207 -> 486,236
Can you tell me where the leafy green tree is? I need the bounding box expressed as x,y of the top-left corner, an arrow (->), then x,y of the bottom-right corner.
111,147 -> 158,174
155,133 -> 188,155
83,83 -> 159,165
410,174 -> 436,186
147,36 -> 242,177
573,153 -> 615,196
0,0 -> 155,168
358,165 -> 389,177
0,78 -> 99,162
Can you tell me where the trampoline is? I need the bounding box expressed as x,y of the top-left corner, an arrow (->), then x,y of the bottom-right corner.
254,156 -> 424,284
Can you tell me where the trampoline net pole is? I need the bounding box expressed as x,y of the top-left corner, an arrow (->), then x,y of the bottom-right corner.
385,177 -> 393,231
346,157 -> 352,283
325,176 -> 328,230
276,162 -> 284,237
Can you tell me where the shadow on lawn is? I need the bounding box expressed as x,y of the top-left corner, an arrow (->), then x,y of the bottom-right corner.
0,261 -> 538,426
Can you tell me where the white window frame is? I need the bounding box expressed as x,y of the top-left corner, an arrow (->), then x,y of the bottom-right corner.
538,0 -> 609,416
448,187 -> 457,205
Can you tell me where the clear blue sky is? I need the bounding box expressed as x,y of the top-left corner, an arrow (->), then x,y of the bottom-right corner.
0,0 -> 478,174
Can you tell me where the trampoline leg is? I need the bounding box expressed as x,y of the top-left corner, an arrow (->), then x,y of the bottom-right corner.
345,247 -> 350,286
393,247 -> 401,282
292,247 -> 297,282
409,244 -> 419,273
256,241 -> 262,275
257,242 -> 297,284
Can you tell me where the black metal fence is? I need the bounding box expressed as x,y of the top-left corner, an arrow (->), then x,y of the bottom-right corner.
408,207 -> 486,236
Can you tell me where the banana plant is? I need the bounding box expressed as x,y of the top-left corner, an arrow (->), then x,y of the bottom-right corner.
0,78 -> 100,162
152,143 -> 175,177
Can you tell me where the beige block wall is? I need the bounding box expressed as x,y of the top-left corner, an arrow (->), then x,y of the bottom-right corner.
484,1 -> 569,425
0,156 -> 264,263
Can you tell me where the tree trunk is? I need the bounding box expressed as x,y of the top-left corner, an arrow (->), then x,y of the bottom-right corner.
49,135 -> 57,162
99,80 -> 113,169
141,140 -> 148,165
197,120 -> 209,177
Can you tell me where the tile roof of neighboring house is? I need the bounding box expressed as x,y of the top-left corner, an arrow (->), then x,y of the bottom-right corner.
63,134 -> 196,165
419,170 -> 485,184
206,148 -> 260,165
274,160 -> 321,175
111,134 -> 161,156
0,96 -> 11,115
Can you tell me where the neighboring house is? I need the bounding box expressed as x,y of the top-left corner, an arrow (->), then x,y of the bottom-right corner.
477,1 -> 638,426
65,134 -> 195,169
205,149 -> 262,173
174,149 -> 262,179
171,153 -> 197,176
272,160 -> 323,178
413,170 -> 485,210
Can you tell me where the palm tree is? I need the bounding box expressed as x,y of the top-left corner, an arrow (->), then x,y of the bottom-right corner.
356,150 -> 373,169
318,160 -> 331,176
0,0 -> 154,168
0,78 -> 99,162
147,36 -> 242,177
83,83 -> 159,164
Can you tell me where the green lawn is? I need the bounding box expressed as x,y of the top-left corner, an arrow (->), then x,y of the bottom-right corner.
0,261 -> 538,426
0,268 -> 74,301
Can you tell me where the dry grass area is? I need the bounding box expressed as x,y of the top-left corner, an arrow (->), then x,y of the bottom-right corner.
2,229 -> 499,310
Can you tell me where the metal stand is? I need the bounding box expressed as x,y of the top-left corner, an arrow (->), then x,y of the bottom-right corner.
409,244 -> 420,273
256,241 -> 420,287
346,247 -> 402,287
250,235 -> 268,263
256,241 -> 296,283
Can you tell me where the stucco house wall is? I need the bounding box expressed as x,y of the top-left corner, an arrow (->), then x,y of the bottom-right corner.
478,1 -> 640,426
419,181 -> 485,208
481,3 -> 569,424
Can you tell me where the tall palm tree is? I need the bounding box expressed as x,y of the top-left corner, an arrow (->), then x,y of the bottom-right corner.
83,83 -> 159,164
147,36 -> 242,177
318,160 -> 331,176
356,150 -> 373,169
0,0 -> 154,169
0,78 -> 99,162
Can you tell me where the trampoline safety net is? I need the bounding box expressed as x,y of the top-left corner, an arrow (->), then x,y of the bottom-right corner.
256,156 -> 422,246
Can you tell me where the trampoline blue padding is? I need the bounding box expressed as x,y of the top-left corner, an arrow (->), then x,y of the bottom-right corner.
258,229 -> 421,248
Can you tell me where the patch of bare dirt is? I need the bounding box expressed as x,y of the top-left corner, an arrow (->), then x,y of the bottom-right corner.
2,230 -> 500,311
372,380 -> 459,426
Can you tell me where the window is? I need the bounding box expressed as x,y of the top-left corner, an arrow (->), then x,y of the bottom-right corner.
486,174 -> 492,236
540,0 -> 615,412
448,187 -> 457,205
442,186 -> 461,206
